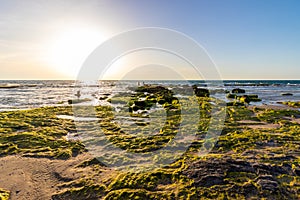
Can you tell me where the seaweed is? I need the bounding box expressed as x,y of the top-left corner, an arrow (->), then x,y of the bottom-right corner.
0,188 -> 10,200
1,98 -> 299,199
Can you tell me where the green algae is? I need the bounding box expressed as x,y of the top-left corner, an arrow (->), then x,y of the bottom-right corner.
281,101 -> 300,108
0,189 -> 9,200
52,184 -> 106,200
0,97 -> 299,199
256,108 -> 299,120
0,106 -> 84,158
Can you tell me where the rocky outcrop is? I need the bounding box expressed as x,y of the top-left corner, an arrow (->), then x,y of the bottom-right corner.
128,85 -> 180,114
192,85 -> 210,97
183,156 -> 296,199
227,88 -> 262,106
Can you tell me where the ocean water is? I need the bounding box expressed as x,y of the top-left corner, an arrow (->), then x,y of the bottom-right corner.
0,80 -> 299,111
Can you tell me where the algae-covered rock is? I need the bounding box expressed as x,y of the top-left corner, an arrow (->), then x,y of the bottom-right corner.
227,93 -> 237,99
226,101 -> 245,106
183,156 -> 298,199
256,175 -> 279,192
192,85 -> 210,97
52,184 -> 106,200
280,101 -> 300,108
127,85 -> 180,114
0,188 -> 10,200
227,94 -> 262,105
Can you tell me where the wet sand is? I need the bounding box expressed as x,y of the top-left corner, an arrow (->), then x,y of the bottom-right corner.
0,153 -> 93,200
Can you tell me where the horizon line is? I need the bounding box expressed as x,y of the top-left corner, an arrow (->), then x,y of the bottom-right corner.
0,79 -> 299,81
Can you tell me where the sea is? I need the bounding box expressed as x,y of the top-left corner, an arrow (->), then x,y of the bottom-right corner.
0,80 -> 299,112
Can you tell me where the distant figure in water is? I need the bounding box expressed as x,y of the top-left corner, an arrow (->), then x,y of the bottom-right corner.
75,90 -> 81,99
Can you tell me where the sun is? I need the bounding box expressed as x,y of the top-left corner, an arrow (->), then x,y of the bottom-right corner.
46,27 -> 107,79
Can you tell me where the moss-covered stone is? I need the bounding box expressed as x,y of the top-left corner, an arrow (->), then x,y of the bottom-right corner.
280,101 -> 300,108
0,188 -> 10,200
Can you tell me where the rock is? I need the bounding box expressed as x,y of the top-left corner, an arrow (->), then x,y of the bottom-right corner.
183,156 -> 291,187
256,175 -> 279,192
132,105 -> 140,112
197,175 -> 228,187
238,95 -> 261,103
226,159 -> 255,173
135,122 -> 149,126
227,94 -> 261,104
99,96 -> 108,100
209,89 -> 226,95
281,93 -> 293,96
133,100 -> 150,110
227,93 -> 237,99
145,96 -> 157,104
182,156 -> 297,199
295,169 -> 300,176
249,98 -> 262,102
247,94 -> 258,99
192,85 -> 210,97
157,98 -> 166,105
0,83 -> 21,89
239,95 -> 251,104
128,85 -> 179,113
226,101 -> 245,106
232,88 -> 246,94
135,85 -> 169,94
242,183 -> 259,198
67,98 -> 91,104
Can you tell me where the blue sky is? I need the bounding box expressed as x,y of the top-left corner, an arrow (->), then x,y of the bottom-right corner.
0,0 -> 299,79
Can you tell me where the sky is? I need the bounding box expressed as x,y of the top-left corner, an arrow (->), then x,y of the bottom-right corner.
0,0 -> 299,80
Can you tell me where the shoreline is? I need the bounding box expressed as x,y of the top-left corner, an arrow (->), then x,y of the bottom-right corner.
0,80 -> 299,112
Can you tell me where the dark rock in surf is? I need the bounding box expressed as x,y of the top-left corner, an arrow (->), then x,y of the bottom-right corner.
281,93 -> 293,96
0,84 -> 21,89
99,96 -> 108,100
68,98 -> 91,104
232,88 -> 246,94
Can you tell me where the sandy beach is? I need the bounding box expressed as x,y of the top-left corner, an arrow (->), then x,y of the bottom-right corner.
0,153 -> 92,200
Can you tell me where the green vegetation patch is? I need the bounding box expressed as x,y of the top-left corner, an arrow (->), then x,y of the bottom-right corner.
256,108 -> 300,124
280,101 -> 300,108
0,106 -> 84,158
0,188 -> 10,200
1,95 -> 300,199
